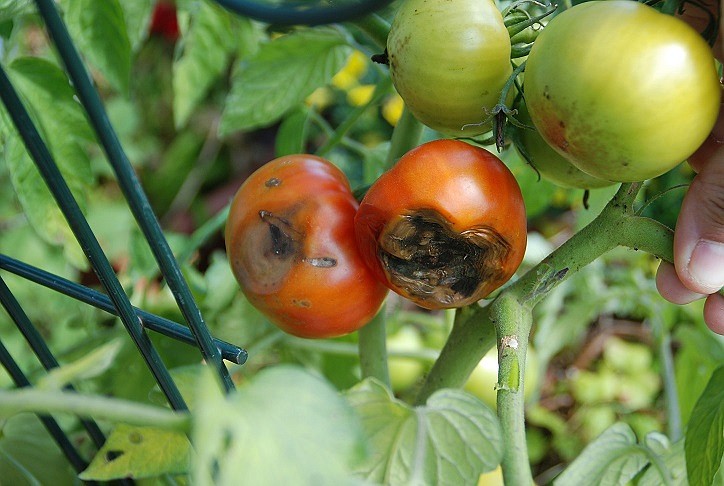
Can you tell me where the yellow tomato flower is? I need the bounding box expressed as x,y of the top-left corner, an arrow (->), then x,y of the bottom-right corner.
382,93 -> 404,126
347,84 -> 376,106
332,50 -> 369,90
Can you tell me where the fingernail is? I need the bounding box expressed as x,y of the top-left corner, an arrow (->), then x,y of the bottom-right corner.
688,240 -> 724,293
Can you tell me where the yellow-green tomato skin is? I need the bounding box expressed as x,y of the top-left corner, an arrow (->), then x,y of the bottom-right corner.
525,1 -> 720,182
387,0 -> 512,136
514,102 -> 615,189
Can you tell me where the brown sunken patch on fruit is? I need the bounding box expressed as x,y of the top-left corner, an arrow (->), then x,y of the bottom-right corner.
378,209 -> 511,307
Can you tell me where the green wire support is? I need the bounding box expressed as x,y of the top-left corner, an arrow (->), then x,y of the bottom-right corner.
0,275 -> 109,449
0,338 -> 92,479
0,255 -> 247,365
214,0 -> 393,25
33,0 -> 234,394
0,65 -> 187,412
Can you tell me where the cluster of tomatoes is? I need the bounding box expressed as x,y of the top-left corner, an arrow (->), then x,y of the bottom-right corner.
225,140 -> 526,338
225,0 -> 720,339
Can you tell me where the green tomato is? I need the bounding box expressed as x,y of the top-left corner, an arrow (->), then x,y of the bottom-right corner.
512,101 -> 614,189
464,345 -> 540,410
524,0 -> 720,182
387,326 -> 426,392
387,0 -> 513,136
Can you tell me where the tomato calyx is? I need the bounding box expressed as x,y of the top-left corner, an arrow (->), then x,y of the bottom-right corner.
377,208 -> 512,308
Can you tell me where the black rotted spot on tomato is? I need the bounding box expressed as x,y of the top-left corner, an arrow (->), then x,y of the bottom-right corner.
239,210 -> 301,292
378,209 -> 511,307
265,177 -> 282,187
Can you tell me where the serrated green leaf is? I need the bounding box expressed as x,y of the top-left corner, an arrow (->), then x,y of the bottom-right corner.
686,365 -> 724,486
0,414 -> 76,486
172,1 -> 240,128
3,57 -> 94,270
553,423 -> 649,486
275,107 -> 309,157
219,28 -> 351,135
79,423 -> 191,480
37,338 -> 124,390
346,379 -> 503,485
193,365 -> 366,486
119,0 -> 154,51
63,0 -> 131,94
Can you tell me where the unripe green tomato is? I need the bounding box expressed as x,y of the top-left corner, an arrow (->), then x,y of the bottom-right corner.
513,101 -> 614,189
525,0 -> 720,182
387,0 -> 513,136
464,346 -> 539,410
387,326 -> 426,392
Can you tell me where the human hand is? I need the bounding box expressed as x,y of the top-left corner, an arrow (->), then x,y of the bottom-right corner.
656,0 -> 724,333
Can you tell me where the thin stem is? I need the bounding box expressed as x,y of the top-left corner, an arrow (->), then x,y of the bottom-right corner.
0,388 -> 192,432
414,306 -> 496,405
358,308 -> 390,386
349,14 -> 391,49
385,107 -> 423,168
493,294 -> 534,486
286,334 -> 439,362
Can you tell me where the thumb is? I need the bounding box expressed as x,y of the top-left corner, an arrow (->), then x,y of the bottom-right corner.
673,157 -> 724,295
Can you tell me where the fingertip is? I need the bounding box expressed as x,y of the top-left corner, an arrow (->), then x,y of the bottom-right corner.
704,292 -> 724,335
656,261 -> 706,305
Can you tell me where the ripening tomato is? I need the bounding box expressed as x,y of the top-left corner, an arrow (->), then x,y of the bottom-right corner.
149,1 -> 180,42
386,0 -> 513,136
355,140 -> 527,309
512,101 -> 614,189
524,0 -> 721,182
225,155 -> 388,339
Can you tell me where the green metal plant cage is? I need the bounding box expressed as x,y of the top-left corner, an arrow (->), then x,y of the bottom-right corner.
0,0 -> 392,483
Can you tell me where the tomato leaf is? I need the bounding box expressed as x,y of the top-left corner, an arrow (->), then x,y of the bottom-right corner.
118,0 -> 154,51
552,422 -> 649,485
172,2 -> 243,128
79,423 -> 191,480
685,365 -> 724,486
0,414 -> 77,485
2,57 -> 94,270
36,338 -> 124,390
62,0 -> 132,95
193,365 -> 366,485
219,28 -> 351,135
275,108 -> 310,157
345,378 -> 503,485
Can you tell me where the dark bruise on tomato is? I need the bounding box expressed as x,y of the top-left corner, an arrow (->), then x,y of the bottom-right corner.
225,155 -> 388,339
355,139 -> 527,309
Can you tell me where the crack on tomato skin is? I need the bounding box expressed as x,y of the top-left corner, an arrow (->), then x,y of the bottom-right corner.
377,208 -> 512,308
303,257 -> 337,268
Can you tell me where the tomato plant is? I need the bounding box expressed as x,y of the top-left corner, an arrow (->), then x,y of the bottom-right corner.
511,101 -> 614,189
355,139 -> 527,309
386,0 -> 512,136
225,155 -> 388,338
524,0 -> 720,182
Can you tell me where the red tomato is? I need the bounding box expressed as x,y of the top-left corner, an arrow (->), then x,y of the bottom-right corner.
355,140 -> 527,309
149,1 -> 180,42
225,155 -> 388,338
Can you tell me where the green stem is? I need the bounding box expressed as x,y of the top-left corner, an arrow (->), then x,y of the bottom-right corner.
0,388 -> 192,432
414,306 -> 496,405
492,294 -> 533,486
385,107 -> 424,168
316,77 -> 393,158
358,307 -> 390,386
349,14 -> 391,49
